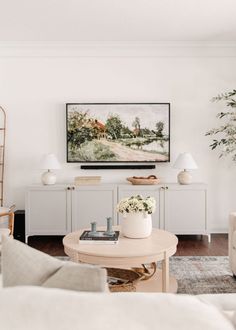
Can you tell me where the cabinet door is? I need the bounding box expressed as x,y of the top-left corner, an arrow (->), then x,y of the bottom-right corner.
118,185 -> 161,228
26,187 -> 71,235
164,187 -> 206,234
72,185 -> 117,230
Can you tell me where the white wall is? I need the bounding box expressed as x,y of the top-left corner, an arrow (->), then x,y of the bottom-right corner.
1,43 -> 236,232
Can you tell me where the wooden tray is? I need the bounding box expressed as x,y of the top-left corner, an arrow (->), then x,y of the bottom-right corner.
127,175 -> 160,185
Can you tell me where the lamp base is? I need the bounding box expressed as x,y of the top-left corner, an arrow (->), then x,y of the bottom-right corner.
42,170 -> 56,185
177,170 -> 192,185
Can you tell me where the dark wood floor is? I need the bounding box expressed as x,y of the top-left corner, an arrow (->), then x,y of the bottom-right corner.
28,234 -> 228,256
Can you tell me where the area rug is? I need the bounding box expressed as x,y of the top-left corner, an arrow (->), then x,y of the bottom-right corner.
170,256 -> 236,294
58,256 -> 236,294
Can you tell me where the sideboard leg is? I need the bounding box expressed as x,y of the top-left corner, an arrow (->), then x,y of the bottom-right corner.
162,253 -> 169,292
207,234 -> 211,244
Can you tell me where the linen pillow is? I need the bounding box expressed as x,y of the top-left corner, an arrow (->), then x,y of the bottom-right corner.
1,236 -> 107,292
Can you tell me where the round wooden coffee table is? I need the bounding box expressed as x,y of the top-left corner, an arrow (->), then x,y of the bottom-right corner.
63,227 -> 178,293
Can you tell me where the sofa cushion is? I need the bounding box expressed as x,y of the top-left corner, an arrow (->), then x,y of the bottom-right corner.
230,231 -> 236,275
232,231 -> 236,247
1,236 -> 107,292
198,293 -> 236,325
198,293 -> 236,311
0,286 -> 234,330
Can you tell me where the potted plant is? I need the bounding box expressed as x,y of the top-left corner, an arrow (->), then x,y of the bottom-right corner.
117,195 -> 156,238
206,90 -> 236,161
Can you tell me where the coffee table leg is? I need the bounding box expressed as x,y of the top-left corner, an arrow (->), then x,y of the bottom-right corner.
162,253 -> 169,292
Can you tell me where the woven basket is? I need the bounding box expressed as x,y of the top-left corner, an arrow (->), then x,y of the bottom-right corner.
106,268 -> 142,292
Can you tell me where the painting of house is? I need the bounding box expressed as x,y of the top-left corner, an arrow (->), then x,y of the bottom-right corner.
67,103 -> 170,162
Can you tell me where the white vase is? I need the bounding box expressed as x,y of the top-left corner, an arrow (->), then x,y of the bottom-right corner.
121,212 -> 152,238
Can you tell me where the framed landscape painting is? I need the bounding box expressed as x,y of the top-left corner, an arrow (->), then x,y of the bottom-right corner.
66,103 -> 170,163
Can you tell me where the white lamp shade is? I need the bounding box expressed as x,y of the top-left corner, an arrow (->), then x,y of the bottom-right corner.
40,154 -> 61,170
173,152 -> 198,170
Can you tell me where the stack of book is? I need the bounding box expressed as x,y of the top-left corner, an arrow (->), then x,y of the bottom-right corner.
79,230 -> 119,245
74,176 -> 101,185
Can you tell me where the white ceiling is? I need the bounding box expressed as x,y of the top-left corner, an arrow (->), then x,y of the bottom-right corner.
0,0 -> 236,42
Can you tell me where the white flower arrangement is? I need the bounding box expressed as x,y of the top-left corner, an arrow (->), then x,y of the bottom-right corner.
117,195 -> 156,215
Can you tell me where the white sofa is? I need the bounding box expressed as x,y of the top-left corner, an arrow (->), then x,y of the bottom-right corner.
1,235 -> 236,330
229,212 -> 236,276
0,283 -> 235,330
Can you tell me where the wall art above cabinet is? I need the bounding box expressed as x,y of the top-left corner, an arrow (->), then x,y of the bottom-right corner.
66,103 -> 170,164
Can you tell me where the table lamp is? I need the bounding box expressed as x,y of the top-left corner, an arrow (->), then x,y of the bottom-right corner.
173,152 -> 198,185
41,153 -> 61,185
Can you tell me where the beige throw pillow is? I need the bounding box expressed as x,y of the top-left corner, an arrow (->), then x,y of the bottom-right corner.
1,236 -> 107,292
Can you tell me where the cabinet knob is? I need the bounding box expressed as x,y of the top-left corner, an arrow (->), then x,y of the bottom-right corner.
165,186 -> 169,190
72,186 -> 75,190
67,187 -> 71,190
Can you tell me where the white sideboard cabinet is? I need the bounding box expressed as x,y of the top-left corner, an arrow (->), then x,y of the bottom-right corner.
26,183 -> 209,242
25,185 -> 71,240
71,185 -> 117,231
26,184 -> 117,243
164,185 -> 206,234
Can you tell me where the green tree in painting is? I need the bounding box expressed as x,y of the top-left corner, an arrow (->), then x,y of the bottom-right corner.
67,110 -> 89,141
67,110 -> 95,150
141,127 -> 153,136
121,126 -> 132,137
156,121 -> 164,137
106,115 -> 123,140
132,117 -> 141,137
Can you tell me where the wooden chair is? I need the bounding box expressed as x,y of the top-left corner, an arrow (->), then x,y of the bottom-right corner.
0,212 -> 14,242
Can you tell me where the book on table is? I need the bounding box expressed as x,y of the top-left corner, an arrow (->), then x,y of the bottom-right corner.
79,230 -> 119,245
